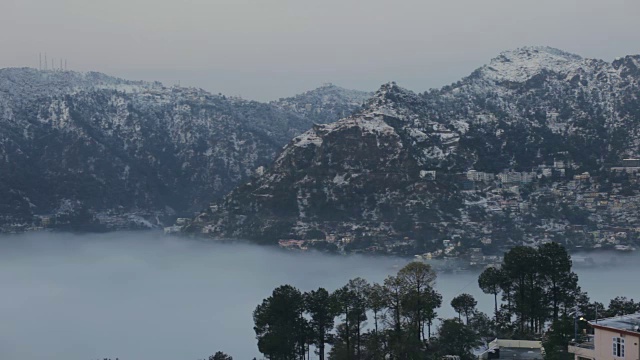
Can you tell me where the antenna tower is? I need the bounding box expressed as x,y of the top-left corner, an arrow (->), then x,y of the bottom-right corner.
39,53 -> 42,70
44,53 -> 47,70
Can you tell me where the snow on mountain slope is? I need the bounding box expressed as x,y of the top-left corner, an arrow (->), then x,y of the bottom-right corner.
271,83 -> 372,124
0,68 -> 368,232
480,46 -> 584,83
187,47 -> 640,250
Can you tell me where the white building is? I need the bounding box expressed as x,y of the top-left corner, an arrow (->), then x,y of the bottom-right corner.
467,170 -> 495,182
569,313 -> 640,360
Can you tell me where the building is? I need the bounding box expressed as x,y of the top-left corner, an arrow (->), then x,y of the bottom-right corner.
479,339 -> 544,360
497,171 -> 536,184
164,225 -> 182,234
481,237 -> 492,245
420,170 -> 437,180
467,170 -> 495,182
575,172 -> 591,181
547,112 -> 560,121
278,240 -> 308,250
176,218 -> 191,226
568,313 -> 640,360
554,159 -> 566,169
40,216 -> 52,227
622,159 -> 640,167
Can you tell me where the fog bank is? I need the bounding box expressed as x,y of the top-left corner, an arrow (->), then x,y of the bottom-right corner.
0,232 -> 638,360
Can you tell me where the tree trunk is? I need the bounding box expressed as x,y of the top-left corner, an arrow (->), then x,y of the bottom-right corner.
345,306 -> 351,360
552,285 -> 559,322
356,316 -> 361,360
394,297 -> 401,335
318,327 -> 325,360
374,310 -> 378,334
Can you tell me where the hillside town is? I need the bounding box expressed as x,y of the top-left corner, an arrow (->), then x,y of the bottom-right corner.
264,158 -> 640,264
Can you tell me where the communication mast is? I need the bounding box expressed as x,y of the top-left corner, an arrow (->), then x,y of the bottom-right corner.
39,53 -> 42,70
44,53 -> 47,70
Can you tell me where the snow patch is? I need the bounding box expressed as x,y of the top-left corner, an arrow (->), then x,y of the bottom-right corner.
482,46 -> 584,83
357,116 -> 396,136
451,120 -> 469,134
333,173 -> 349,186
293,131 -> 323,148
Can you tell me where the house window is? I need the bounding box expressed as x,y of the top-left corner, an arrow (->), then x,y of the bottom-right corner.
613,337 -> 625,357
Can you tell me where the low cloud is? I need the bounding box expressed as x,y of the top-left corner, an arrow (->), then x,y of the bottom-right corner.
0,231 -> 636,359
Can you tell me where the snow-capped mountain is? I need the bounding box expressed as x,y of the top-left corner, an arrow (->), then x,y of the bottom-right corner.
187,47 -> 640,251
0,68 -> 370,231
271,83 -> 372,124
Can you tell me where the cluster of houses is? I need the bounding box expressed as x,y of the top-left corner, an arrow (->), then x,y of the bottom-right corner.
457,159 -> 640,252
278,235 -> 354,252
465,158 -> 574,186
273,160 -> 640,258
157,156 -> 640,260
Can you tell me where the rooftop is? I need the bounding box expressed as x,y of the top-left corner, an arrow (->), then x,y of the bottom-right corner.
590,313 -> 640,333
479,339 -> 543,360
499,347 -> 543,360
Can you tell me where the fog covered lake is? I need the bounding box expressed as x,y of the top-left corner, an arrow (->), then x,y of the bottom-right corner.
1,231 -> 639,360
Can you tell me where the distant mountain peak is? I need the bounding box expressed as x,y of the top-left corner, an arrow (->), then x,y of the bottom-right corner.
270,83 -> 372,123
365,82 -> 421,117
0,67 -> 139,86
318,82 -> 338,89
480,46 -> 585,83
0,67 -> 162,101
305,82 -> 370,97
374,81 -> 410,97
498,46 -> 582,61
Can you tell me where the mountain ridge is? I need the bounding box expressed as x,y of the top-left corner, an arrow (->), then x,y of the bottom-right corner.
0,68 -> 371,232
186,47 -> 640,255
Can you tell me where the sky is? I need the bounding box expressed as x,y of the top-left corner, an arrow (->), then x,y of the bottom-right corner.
2,0 -> 639,101
1,231 -> 638,360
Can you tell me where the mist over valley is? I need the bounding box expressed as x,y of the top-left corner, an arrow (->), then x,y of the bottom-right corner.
0,231 -> 637,360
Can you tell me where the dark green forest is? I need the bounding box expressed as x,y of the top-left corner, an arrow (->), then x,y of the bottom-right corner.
223,243 -> 640,360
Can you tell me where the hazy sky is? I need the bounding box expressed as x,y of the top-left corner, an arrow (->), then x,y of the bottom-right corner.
2,0 -> 639,100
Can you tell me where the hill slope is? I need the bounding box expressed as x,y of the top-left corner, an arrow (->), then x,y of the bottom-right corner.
187,47 -> 640,254
0,68 -> 370,231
